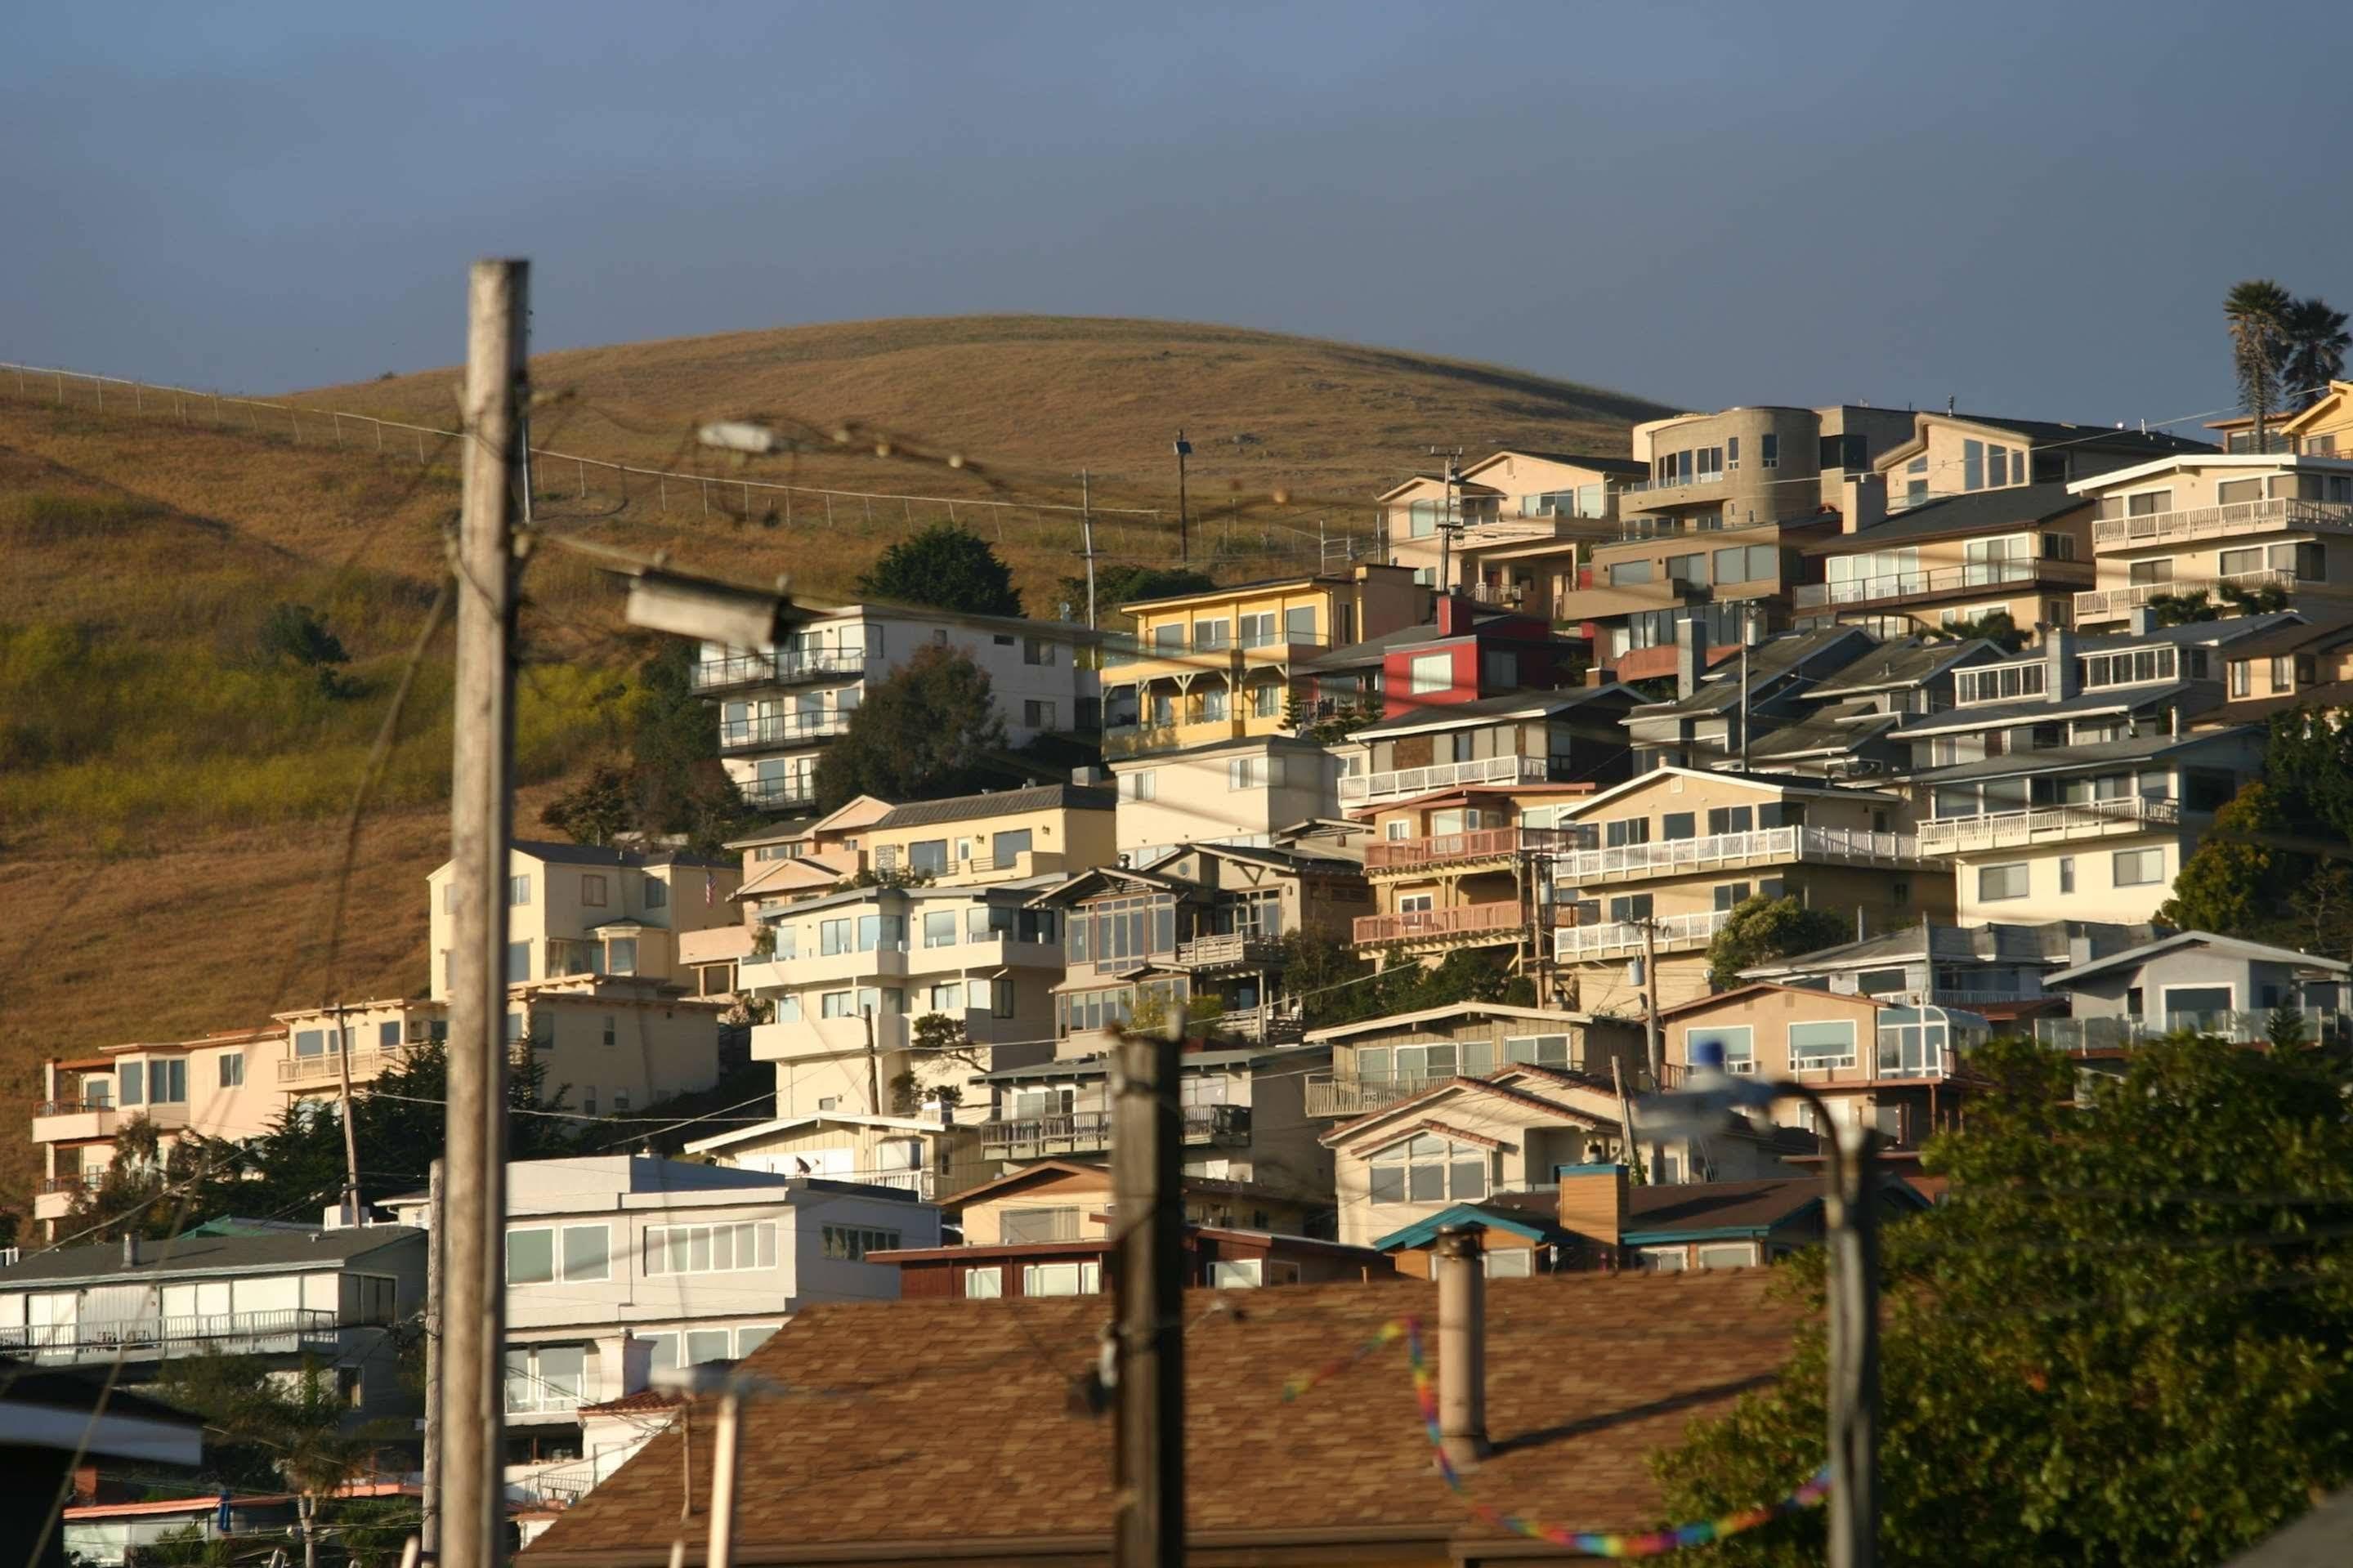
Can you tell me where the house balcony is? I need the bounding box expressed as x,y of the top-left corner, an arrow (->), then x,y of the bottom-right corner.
1555,826 -> 1926,889
877,848 -> 1066,885
740,775 -> 820,811
979,1105 -> 1250,1160
0,1307 -> 360,1365
2090,497 -> 2353,551
718,711 -> 853,753
33,1175 -> 87,1222
1917,797 -> 2180,854
1303,1071 -> 1454,1119
277,1047 -> 407,1087
1618,470 -> 1729,501
691,650 -> 870,695
2033,1008 -> 2351,1052
1365,826 -> 1568,875
1555,908 -> 1731,962
1353,900 -> 1528,949
1340,753 -> 1557,806
31,1101 -> 117,1143
1793,556 -> 2091,612
2073,567 -> 2296,623
1207,1009 -> 1304,1046
1173,933 -> 1285,972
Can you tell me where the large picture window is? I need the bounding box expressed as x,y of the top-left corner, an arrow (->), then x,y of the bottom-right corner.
1787,1021 -> 1858,1070
506,1223 -> 611,1285
644,1222 -> 779,1275
1367,1134 -> 1491,1205
1688,1025 -> 1754,1074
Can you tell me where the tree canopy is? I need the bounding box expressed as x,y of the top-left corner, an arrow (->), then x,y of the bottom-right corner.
1654,1034 -> 2353,1565
1704,895 -> 1852,991
854,522 -> 1022,617
2166,713 -> 2353,960
1280,933 -> 1529,1030
812,644 -> 1011,810
1067,564 -> 1216,625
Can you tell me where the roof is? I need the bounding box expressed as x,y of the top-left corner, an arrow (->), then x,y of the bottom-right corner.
2073,610 -> 2305,654
2211,612 -> 2353,663
1304,1002 -> 1611,1044
579,1390 -> 691,1418
0,1226 -> 424,1289
1818,482 -> 2084,550
868,783 -> 1115,831
1119,570 -> 1362,610
520,1273 -> 1801,1565
1563,765 -> 1896,818
975,1044 -> 1318,1084
2,1362 -> 208,1463
1619,1177 -> 1828,1241
1658,981 -> 1888,1021
458,839 -> 736,873
2043,931 -> 2352,989
1462,449 -> 1648,479
1889,681 -> 2192,738
682,1112 -> 962,1156
1319,1074 -> 1618,1149
1903,727 -> 2249,786
2205,680 -> 2353,724
2067,449 -> 2353,494
1736,919 -> 2155,976
1931,412 -> 2215,455
1804,637 -> 1999,696
1635,626 -> 1877,717
1347,684 -> 1635,739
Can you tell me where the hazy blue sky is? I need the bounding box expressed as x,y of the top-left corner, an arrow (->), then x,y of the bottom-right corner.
4,2 -> 2349,430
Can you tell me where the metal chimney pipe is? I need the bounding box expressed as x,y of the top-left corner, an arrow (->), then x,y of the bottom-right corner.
1434,1226 -> 1489,1468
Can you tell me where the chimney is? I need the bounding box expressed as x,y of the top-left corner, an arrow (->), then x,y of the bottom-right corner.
122,1234 -> 138,1267
1433,1226 -> 1489,1467
2129,605 -> 2156,637
1436,594 -> 1474,637
1675,615 -> 1700,700
2042,622 -> 2079,700
1555,1163 -> 1630,1267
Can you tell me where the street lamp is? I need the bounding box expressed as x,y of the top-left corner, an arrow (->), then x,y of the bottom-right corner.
1635,1040 -> 1881,1568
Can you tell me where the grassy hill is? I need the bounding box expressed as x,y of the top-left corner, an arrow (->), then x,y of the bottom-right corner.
0,315 -> 1665,1211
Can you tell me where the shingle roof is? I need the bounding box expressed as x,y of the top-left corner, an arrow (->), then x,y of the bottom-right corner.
1737,919 -> 2157,976
868,783 -> 1115,830
1349,685 -> 1632,737
1,1226 -> 425,1287
505,840 -> 736,871
2072,610 -> 2302,654
521,1274 -> 1801,1564
1637,627 -> 1874,717
1803,637 -> 1996,697
1943,413 -> 2216,454
1620,1177 -> 1824,1238
1818,483 -> 2085,550
1903,728 -> 2247,785
1888,681 -> 2190,738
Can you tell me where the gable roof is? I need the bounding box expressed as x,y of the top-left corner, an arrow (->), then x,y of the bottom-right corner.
1563,765 -> 1896,819
520,1273 -> 1801,1566
1814,483 -> 2082,550
1304,1001 -> 1610,1044
1631,626 -> 1878,718
869,783 -> 1116,831
2043,931 -> 2351,989
681,1112 -> 960,1156
1657,981 -> 1885,1021
0,1226 -> 425,1288
1803,636 -> 2000,697
1919,411 -> 2214,457
1461,449 -> 1648,481
1348,684 -> 1638,739
1319,1074 -> 1618,1149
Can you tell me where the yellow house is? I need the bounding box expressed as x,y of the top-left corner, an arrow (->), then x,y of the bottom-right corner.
1100,565 -> 1425,757
1551,767 -> 1944,1012
426,841 -> 743,1000
2206,378 -> 2353,455
860,781 -> 1116,887
2066,454 -> 2353,628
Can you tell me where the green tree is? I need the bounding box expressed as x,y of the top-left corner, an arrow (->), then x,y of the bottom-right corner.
539,761 -> 634,847
1925,610 -> 2028,653
1704,895 -> 1850,992
257,603 -> 355,698
2217,578 -> 2292,616
63,1118 -> 247,1242
854,523 -> 1022,616
2283,295 -> 2350,404
812,645 -> 1009,810
1067,565 -> 1216,625
2158,782 -> 2289,936
1653,1034 -> 2353,1566
2226,279 -> 2296,450
2145,588 -> 2221,627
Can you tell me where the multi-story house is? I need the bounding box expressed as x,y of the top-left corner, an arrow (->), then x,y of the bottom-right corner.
736,878 -> 1065,1120
2204,377 -> 2353,455
682,1111 -> 990,1202
1098,564 -> 1424,757
382,1155 -> 937,1470
2033,930 -> 2353,1057
1375,448 -> 1644,598
426,841 -> 743,998
1107,734 -> 1342,864
1335,686 -> 1635,811
0,1223 -> 426,1431
1621,623 -> 1918,775
1866,409 -> 2212,515
2205,613 -> 2353,722
1902,620 -> 2276,923
1030,841 -> 1373,1049
1797,485 -> 2092,640
1549,767 -> 1939,1012
1729,635 -> 2006,781
694,604 -> 1099,812
1733,918 -> 2157,1035
966,1042 -> 1332,1204
2067,453 -> 2353,630
1565,404 -> 1917,682
1298,1001 -> 1646,1122
1661,982 -> 1993,1160
1305,595 -> 1586,726
1349,783 -> 1596,977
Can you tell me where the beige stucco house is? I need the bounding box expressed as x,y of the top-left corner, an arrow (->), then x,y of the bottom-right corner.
427,841 -> 742,1000
2067,454 -> 2353,628
1299,1001 -> 1647,1122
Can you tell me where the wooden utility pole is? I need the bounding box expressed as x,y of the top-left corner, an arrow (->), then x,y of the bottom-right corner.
1640,918 -> 1666,1181
1173,432 -> 1192,564
421,1159 -> 443,1566
1112,1025 -> 1185,1568
1080,468 -> 1098,630
332,1001 -> 361,1226
440,258 -> 527,1568
861,1007 -> 883,1117
1824,1122 -> 1882,1568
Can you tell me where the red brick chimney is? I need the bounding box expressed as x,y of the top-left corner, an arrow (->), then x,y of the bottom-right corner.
1436,594 -> 1474,637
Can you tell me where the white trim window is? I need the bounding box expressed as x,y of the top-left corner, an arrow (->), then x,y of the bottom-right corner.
962,1266 -> 1004,1299
1695,1244 -> 1758,1271
1367,1133 -> 1492,1205
821,1225 -> 901,1261
1501,1033 -> 1573,1069
644,1221 -> 778,1275
1483,1247 -> 1536,1279
1640,1248 -> 1689,1273
503,1342 -> 589,1413
506,1224 -> 611,1285
1408,652 -> 1453,695
1978,862 -> 2031,901
1788,1021 -> 1858,1070
2113,847 -> 2166,887
1688,1025 -> 1755,1074
1022,1261 -> 1102,1296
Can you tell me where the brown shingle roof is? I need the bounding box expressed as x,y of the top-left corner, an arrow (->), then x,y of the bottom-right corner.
523,1274 -> 1801,1564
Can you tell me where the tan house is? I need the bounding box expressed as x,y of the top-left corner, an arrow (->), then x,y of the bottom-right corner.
1798,485 -> 2091,640
426,841 -> 742,1000
1299,1001 -> 1647,1123
682,1111 -> 991,1203
1100,565 -> 1425,758
2205,377 -> 2353,455
2206,613 -> 2353,721
1350,784 -> 1595,976
1109,733 -> 1341,864
1377,449 -> 1645,597
2067,454 -> 2353,628
938,1159 -> 1329,1244
1550,767 -> 1941,1012
1661,982 -> 1994,1158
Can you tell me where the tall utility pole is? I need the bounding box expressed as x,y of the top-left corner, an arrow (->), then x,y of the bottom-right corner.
860,1006 -> 883,1117
1112,1024 -> 1185,1568
1079,468 -> 1098,630
420,1159 -> 444,1566
441,258 -> 528,1568
1825,1121 -> 1883,1568
1639,919 -> 1665,1181
332,1000 -> 361,1226
1429,446 -> 1465,596
1173,432 -> 1191,565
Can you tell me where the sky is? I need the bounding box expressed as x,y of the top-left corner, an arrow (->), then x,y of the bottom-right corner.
4,2 -> 2351,430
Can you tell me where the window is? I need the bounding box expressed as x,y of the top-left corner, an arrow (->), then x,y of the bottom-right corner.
147,1058 -> 187,1105
1367,1134 -> 1490,1204
1713,882 -> 1752,911
561,1225 -> 611,1281
1237,611 -> 1277,648
821,1225 -> 901,1261
2059,856 -> 2076,895
928,981 -> 964,1013
1022,636 -> 1058,666
1760,433 -> 1779,469
646,1222 -> 780,1275
1501,1034 -> 1570,1069
1711,544 -> 1776,583
1482,1248 -> 1535,1279
1228,756 -> 1284,790
506,1224 -> 609,1284
1660,811 -> 1695,841
509,874 -> 532,906
1409,652 -> 1452,695
1022,1262 -> 1103,1297
962,1267 -> 1004,1299
2114,847 -> 2165,887
1117,768 -> 1157,801
503,1344 -> 588,1414
1696,1245 -> 1756,1271
1192,618 -> 1229,651
581,874 -> 607,908
1689,1025 -> 1754,1074
1705,805 -> 1755,835
505,942 -> 530,985
1978,863 -> 2030,901
1643,1249 -> 1689,1273
2127,489 -> 2173,517
1608,560 -> 1655,587
1025,699 -> 1058,730
1788,1021 -> 1857,1069
505,1229 -> 555,1284
1152,622 -> 1186,651
1001,1207 -> 1081,1244
1666,552 -> 1707,584
1252,680 -> 1283,717
218,1052 -> 245,1088
1955,663 -> 2047,704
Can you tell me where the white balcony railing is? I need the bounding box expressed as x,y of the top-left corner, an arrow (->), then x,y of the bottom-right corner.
1555,908 -> 1730,961
1794,556 -> 2090,610
2035,1008 -> 2351,1052
1554,826 -> 1922,887
2091,497 -> 2353,550
2073,567 -> 2296,621
1340,753 -> 1554,804
719,711 -> 853,751
1917,797 -> 2179,853
0,1307 -> 353,1362
1621,470 -> 1727,497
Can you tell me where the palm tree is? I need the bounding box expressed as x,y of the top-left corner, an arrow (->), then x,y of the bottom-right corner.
2225,279 -> 2295,450
2282,296 -> 2350,410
